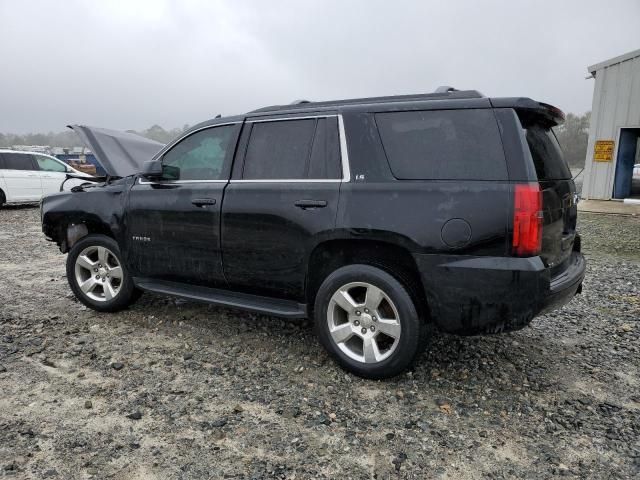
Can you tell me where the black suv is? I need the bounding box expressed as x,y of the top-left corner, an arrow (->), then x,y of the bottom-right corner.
41,89 -> 586,378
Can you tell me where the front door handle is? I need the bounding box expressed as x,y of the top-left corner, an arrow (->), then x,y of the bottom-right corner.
294,199 -> 327,210
192,198 -> 217,207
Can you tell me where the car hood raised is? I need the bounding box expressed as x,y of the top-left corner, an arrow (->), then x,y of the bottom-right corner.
68,125 -> 164,177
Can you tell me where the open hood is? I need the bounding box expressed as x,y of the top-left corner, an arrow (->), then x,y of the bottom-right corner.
68,125 -> 164,177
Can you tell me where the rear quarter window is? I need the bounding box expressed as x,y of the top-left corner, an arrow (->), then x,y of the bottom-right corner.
1,153 -> 36,170
375,109 -> 507,180
522,124 -> 571,181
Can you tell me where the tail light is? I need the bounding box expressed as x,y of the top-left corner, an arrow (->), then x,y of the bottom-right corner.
512,183 -> 543,256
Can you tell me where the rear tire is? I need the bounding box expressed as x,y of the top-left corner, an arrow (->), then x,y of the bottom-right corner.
314,264 -> 424,379
66,234 -> 141,312
0,189 -> 5,209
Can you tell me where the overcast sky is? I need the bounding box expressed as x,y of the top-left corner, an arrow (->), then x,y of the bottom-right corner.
1,0 -> 639,133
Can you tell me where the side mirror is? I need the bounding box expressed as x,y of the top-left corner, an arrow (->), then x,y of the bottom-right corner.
141,159 -> 163,179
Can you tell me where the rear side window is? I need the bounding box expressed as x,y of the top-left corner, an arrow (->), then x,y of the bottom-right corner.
522,124 -> 571,180
308,117 -> 342,179
243,119 -> 316,179
376,109 -> 507,180
1,153 -> 36,170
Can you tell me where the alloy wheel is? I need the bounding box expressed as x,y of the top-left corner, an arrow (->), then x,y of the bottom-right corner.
74,245 -> 123,302
327,282 -> 401,363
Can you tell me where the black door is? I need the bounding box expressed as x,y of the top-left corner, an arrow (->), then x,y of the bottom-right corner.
222,116 -> 344,300
126,123 -> 240,287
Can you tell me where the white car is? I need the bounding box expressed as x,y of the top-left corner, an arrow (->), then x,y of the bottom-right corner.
0,150 -> 93,207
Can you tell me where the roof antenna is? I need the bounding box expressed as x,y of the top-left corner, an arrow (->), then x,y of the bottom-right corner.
215,114 -> 222,118
290,99 -> 311,105
434,86 -> 459,93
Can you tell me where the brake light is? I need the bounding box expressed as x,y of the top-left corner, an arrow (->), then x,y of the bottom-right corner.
513,183 -> 543,256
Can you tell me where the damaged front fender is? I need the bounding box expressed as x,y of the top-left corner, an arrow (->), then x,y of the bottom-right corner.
41,177 -> 133,253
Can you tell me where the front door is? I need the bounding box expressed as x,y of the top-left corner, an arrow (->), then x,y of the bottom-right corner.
34,155 -> 68,194
125,123 -> 241,287
222,115 -> 344,300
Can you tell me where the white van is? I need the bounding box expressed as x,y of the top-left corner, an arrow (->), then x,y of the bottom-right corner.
0,150 -> 93,207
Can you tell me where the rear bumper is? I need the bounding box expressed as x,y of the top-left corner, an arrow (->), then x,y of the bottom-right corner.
539,251 -> 586,314
413,250 -> 585,335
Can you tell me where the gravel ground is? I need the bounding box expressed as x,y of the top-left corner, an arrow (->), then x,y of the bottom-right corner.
0,206 -> 638,479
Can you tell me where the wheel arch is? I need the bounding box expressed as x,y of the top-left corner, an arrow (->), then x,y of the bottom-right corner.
305,236 -> 431,322
45,213 -> 117,253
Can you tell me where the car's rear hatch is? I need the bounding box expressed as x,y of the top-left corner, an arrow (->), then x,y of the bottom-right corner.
517,109 -> 578,274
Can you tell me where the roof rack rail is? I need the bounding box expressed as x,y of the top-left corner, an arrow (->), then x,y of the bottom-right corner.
248,89 -> 485,114
434,86 -> 459,93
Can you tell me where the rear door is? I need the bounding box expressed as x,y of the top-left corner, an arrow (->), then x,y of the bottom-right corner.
518,114 -> 577,272
125,123 -> 241,287
0,153 -> 43,201
34,155 -> 68,194
221,115 -> 344,300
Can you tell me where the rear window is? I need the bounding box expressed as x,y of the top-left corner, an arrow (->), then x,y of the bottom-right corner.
522,123 -> 571,181
375,109 -> 507,180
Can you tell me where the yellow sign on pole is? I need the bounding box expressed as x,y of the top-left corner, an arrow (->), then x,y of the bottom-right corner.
593,140 -> 615,162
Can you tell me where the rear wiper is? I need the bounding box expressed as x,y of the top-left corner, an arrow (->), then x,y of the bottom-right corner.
572,168 -> 584,181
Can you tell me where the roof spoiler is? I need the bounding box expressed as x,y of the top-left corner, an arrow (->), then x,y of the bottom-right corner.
490,98 -> 565,127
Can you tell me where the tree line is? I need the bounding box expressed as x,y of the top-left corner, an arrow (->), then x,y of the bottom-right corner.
1,113 -> 590,168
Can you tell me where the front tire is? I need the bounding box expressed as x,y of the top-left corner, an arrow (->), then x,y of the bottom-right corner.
66,234 -> 140,312
314,264 -> 424,379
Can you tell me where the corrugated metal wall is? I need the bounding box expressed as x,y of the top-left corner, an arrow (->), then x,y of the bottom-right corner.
582,54 -> 640,199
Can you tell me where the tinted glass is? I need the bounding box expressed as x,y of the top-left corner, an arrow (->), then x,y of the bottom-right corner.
309,117 -> 342,179
162,125 -> 234,180
2,153 -> 36,170
35,155 -> 67,172
376,109 -> 507,180
243,119 -> 316,179
523,124 -> 571,180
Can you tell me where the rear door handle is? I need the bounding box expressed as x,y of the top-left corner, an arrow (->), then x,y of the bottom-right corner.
294,199 -> 327,209
192,198 -> 217,207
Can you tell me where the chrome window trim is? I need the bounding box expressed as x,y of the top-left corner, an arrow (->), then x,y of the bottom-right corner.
337,114 -> 351,182
138,178 -> 228,185
230,179 -> 341,184
241,113 -> 350,183
246,114 -> 338,123
137,114 -> 352,185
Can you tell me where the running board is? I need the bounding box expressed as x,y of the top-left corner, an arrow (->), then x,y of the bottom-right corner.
133,278 -> 307,319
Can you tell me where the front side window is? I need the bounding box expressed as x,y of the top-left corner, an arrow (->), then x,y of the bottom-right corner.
162,125 -> 234,180
35,155 -> 67,172
243,119 -> 316,179
376,109 -> 507,180
1,153 -> 37,171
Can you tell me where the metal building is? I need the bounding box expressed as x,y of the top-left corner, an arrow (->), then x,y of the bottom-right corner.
582,48 -> 640,200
